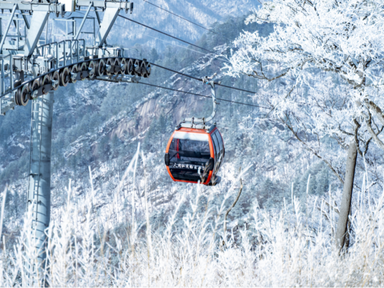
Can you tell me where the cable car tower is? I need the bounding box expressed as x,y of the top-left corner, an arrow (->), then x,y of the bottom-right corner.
0,0 -> 150,275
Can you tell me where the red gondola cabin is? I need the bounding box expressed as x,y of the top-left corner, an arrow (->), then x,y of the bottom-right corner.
164,125 -> 225,185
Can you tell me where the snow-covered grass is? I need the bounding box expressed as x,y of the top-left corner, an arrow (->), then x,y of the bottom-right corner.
0,186 -> 384,287
2,161 -> 384,286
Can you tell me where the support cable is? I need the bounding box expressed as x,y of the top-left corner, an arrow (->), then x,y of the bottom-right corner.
150,63 -> 258,94
74,10 -> 209,55
118,14 -> 214,53
97,77 -> 266,108
141,0 -> 215,33
76,9 -> 226,56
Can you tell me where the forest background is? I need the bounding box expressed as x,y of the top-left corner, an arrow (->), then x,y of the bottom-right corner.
0,0 -> 382,286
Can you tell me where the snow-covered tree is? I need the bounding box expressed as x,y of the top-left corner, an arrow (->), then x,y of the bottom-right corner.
227,0 -> 384,172
226,0 -> 384,250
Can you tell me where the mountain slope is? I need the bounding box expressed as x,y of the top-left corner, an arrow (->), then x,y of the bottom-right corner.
0,14 -> 336,243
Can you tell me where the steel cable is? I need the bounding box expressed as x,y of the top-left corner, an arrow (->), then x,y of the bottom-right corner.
141,0 -> 215,33
73,10 -> 209,55
98,77 -> 265,108
137,82 -> 263,107
150,63 -> 258,94
118,14 -> 213,53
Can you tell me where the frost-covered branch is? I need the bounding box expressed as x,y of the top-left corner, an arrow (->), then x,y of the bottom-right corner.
226,0 -> 384,188
280,115 -> 344,184
223,178 -> 243,235
365,109 -> 384,151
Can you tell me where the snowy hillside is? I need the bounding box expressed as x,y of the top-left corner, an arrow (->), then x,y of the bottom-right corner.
0,14 -> 334,241
2,0 -> 383,285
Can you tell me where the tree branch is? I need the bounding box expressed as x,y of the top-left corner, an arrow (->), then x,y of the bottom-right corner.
223,178 -> 244,236
280,116 -> 344,184
365,109 -> 384,152
247,60 -> 291,82
368,101 -> 384,126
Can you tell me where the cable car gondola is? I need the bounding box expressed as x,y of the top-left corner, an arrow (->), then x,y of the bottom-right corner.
164,75 -> 225,185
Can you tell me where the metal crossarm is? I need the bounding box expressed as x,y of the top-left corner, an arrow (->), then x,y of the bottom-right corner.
0,1 -> 65,14
0,4 -> 17,53
76,0 -> 133,10
74,3 -> 92,40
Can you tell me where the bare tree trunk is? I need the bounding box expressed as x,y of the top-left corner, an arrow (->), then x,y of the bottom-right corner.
335,140 -> 357,253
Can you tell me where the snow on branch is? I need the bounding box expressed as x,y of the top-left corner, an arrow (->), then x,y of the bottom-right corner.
225,0 -> 384,183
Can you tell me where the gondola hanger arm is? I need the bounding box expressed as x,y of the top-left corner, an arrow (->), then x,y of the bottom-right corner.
179,73 -> 220,129
201,73 -> 219,124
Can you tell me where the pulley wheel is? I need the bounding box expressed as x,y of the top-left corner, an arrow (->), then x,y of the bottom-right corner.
24,82 -> 32,99
140,61 -> 151,78
19,85 -> 29,106
59,67 -> 70,87
134,59 -> 141,76
89,60 -> 97,79
127,59 -> 134,75
114,58 -> 122,74
52,70 -> 60,91
120,58 -> 127,75
106,58 -> 115,76
15,87 -> 28,107
146,63 -> 151,77
14,89 -> 20,106
42,74 -> 52,94
98,59 -> 106,76
80,62 -> 88,80
70,64 -> 79,84
31,78 -> 41,99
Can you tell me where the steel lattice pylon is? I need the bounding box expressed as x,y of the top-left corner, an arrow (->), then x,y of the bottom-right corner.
28,91 -> 53,274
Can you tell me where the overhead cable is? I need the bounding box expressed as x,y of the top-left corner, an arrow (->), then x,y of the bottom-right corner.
76,12 -> 256,95
150,63 -> 258,94
142,0 -> 215,33
97,78 -> 265,108
74,10 -> 208,55
150,63 -> 201,81
137,82 -> 264,108
118,14 -> 213,53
